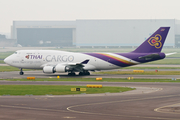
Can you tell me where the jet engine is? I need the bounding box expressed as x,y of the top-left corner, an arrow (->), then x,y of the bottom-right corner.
54,64 -> 70,73
43,64 -> 70,73
43,66 -> 55,73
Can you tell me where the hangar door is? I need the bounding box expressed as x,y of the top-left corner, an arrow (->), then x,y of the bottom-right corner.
17,28 -> 73,47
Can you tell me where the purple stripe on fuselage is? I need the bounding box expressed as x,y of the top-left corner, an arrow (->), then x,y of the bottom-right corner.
84,53 -> 133,67
84,52 -> 165,67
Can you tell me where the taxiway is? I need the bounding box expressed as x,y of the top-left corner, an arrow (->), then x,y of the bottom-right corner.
1,71 -> 180,79
0,71 -> 180,120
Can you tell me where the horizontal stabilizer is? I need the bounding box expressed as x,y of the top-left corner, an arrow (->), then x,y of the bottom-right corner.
139,53 -> 161,60
165,52 -> 177,56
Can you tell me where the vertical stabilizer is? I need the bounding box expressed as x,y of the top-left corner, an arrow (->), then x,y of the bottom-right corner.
132,27 -> 170,53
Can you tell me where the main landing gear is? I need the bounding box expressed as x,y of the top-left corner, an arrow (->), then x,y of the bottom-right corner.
19,68 -> 24,75
68,72 -> 76,76
67,71 -> 90,76
79,71 -> 90,76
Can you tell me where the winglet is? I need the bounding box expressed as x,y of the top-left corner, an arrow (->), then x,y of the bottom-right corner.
81,59 -> 89,64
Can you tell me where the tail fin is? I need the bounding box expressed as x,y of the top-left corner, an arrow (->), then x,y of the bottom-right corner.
132,27 -> 170,53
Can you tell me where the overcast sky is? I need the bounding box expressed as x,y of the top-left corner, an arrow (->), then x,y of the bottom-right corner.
0,0 -> 180,33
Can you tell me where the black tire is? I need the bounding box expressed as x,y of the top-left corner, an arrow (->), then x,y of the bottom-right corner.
20,72 -> 24,75
68,72 -> 76,76
86,71 -> 90,75
79,72 -> 83,76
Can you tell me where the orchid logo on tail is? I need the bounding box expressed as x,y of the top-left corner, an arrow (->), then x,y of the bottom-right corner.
148,34 -> 162,49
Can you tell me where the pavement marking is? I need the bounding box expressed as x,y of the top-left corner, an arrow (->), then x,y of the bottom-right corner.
14,104 -> 26,106
63,116 -> 76,119
16,118 -> 36,120
0,104 -> 68,113
154,103 -> 180,114
67,94 -> 180,120
35,98 -> 48,100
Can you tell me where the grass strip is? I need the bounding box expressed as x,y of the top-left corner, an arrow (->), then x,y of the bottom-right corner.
0,66 -> 33,72
1,66 -> 180,73
0,52 -> 14,59
122,67 -> 180,69
97,71 -> 180,75
0,85 -> 134,95
144,59 -> 180,65
0,60 -> 5,64
1,78 -> 180,82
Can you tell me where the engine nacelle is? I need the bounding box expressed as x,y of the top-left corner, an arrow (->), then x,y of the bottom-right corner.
54,64 -> 70,73
43,66 -> 55,73
43,64 -> 70,73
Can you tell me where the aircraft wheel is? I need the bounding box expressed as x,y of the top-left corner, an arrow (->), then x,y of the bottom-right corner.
86,71 -> 90,75
68,72 -> 76,76
19,68 -> 24,75
79,72 -> 84,76
79,71 -> 90,76
20,72 -> 24,75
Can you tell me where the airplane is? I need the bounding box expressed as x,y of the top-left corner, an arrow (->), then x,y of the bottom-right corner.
4,27 -> 172,76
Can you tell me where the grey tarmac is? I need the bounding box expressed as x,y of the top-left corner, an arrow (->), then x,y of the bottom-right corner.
0,71 -> 180,120
0,70 -> 180,79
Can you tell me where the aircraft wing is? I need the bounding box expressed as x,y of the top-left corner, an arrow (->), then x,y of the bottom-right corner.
65,60 -> 90,72
65,59 -> 89,67
42,59 -> 90,73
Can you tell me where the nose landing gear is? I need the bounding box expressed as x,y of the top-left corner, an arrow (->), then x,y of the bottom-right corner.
19,68 -> 24,75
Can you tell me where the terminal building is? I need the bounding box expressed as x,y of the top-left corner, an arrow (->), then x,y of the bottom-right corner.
11,19 -> 180,47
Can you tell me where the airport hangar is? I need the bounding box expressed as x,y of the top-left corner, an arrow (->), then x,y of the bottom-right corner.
11,19 -> 180,47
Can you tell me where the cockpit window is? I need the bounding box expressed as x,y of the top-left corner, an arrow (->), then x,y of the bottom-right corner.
14,52 -> 17,54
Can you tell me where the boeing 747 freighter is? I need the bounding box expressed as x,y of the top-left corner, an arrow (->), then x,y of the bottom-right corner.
4,27 -> 172,76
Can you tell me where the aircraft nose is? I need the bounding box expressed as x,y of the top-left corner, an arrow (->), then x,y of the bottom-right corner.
4,56 -> 11,65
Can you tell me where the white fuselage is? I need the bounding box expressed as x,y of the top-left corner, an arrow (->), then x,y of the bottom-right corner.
5,50 -> 132,71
